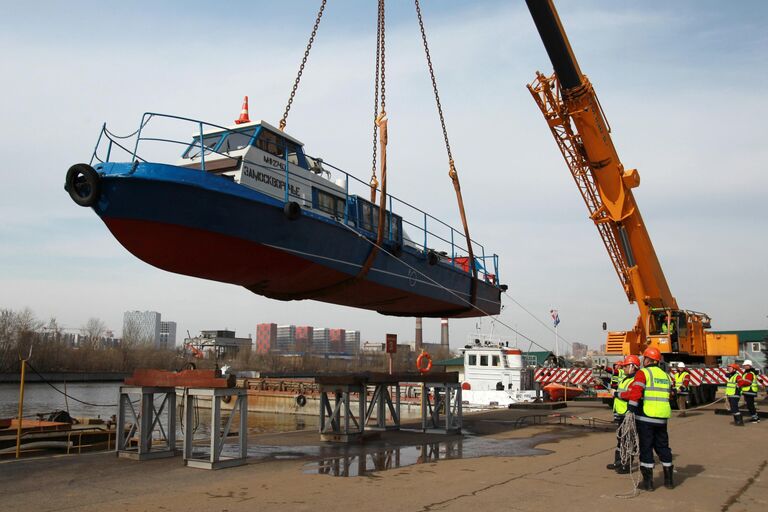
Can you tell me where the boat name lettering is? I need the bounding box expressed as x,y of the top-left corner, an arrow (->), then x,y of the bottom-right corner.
242,165 -> 301,196
262,155 -> 286,171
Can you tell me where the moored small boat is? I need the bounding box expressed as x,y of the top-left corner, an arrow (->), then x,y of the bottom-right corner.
543,382 -> 584,401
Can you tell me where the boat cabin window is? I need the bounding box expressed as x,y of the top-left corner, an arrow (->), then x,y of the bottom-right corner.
480,355 -> 488,367
492,355 -> 500,367
219,128 -> 256,153
183,133 -> 223,159
255,129 -> 285,157
468,355 -> 477,366
313,189 -> 345,218
356,198 -> 402,242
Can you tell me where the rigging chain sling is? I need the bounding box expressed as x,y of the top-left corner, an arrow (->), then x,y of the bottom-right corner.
279,0 -> 327,132
264,0 -> 387,300
414,0 -> 479,308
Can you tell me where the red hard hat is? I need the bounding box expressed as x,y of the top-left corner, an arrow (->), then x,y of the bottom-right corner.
623,355 -> 641,367
642,347 -> 662,361
728,363 -> 740,371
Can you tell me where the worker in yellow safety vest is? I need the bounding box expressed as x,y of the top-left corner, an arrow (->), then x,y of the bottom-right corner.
619,347 -> 674,491
724,363 -> 744,426
607,355 -> 639,474
674,362 -> 691,417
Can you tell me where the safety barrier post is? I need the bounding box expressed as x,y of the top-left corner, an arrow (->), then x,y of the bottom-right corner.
198,122 -> 205,172
451,230 -> 455,266
132,114 -> 148,163
284,150 -> 290,203
90,123 -> 106,165
343,174 -> 349,224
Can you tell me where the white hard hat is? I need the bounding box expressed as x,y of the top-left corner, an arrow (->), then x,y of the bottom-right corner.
743,360 -> 753,367
677,362 -> 685,368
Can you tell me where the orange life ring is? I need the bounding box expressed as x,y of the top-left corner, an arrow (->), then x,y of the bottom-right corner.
416,352 -> 433,373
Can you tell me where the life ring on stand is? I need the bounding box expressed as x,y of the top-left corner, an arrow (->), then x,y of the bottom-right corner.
295,394 -> 307,407
416,352 -> 433,374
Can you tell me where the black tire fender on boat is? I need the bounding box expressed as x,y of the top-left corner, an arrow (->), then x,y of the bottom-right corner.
295,394 -> 307,407
427,250 -> 439,266
65,163 -> 101,207
284,201 -> 301,221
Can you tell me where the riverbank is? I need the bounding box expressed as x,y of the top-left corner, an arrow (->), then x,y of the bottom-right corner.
2,402 -> 765,511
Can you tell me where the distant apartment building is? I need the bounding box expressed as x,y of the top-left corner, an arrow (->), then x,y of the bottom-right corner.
160,321 -> 177,349
123,310 -> 177,349
571,342 -> 588,360
255,323 -> 361,356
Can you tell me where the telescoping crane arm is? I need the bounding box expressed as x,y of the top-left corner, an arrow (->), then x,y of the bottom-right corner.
524,0 -> 736,362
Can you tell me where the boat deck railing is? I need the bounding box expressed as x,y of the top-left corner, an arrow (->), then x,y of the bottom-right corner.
91,112 -> 501,284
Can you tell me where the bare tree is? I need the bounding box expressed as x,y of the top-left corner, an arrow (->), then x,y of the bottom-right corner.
80,317 -> 107,348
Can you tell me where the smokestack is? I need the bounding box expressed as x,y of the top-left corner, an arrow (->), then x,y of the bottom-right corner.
415,317 -> 423,351
440,318 -> 449,348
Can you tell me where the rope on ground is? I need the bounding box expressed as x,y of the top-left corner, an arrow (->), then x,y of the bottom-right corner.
615,411 -> 640,498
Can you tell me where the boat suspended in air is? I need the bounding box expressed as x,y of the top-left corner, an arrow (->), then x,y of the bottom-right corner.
65,108 -> 504,318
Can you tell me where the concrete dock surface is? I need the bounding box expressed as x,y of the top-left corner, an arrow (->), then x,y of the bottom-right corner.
1,402 -> 765,512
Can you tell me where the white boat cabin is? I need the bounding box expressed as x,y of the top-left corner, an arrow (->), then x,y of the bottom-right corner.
177,120 -> 346,216
177,120 -> 404,244
462,341 -> 529,392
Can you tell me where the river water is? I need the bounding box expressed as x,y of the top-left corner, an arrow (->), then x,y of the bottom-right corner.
0,382 -> 317,436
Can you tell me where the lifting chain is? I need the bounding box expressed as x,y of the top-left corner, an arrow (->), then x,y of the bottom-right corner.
370,0 -> 386,202
279,0 -> 327,132
414,0 -> 478,300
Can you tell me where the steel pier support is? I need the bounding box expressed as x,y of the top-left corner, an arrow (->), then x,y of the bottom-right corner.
319,384 -> 366,442
421,382 -> 462,434
183,388 -> 247,470
117,386 -> 176,460
364,383 -> 401,430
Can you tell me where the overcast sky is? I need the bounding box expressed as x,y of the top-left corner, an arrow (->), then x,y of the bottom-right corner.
1,0 -> 766,351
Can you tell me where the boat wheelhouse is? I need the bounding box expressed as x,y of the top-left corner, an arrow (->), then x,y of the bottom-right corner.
65,112 -> 504,318
460,338 -> 537,406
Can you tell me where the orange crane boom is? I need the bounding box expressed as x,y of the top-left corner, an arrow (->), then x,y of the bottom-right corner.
525,0 -> 737,363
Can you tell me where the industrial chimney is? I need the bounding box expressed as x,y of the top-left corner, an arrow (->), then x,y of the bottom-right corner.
415,317 -> 423,351
440,318 -> 449,348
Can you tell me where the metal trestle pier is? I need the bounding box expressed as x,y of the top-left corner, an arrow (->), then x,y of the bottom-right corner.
421,382 -> 462,434
183,387 -> 247,470
117,386 -> 177,460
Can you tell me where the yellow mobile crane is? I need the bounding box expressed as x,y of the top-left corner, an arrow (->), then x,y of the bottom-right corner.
525,0 -> 737,365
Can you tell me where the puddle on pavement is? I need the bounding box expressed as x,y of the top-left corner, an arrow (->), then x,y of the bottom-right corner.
198,430 -> 581,477
302,432 -> 570,477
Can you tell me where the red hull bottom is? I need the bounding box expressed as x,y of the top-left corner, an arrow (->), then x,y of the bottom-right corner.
104,217 -> 478,317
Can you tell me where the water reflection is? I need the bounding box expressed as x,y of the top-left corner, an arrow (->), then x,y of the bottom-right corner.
304,434 -> 558,477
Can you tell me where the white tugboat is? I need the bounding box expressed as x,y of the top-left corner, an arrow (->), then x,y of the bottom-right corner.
460,337 -> 538,408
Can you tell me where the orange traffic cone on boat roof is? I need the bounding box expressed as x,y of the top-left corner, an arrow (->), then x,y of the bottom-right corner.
235,96 -> 250,124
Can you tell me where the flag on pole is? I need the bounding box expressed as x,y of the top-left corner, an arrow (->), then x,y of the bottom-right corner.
550,309 -> 560,327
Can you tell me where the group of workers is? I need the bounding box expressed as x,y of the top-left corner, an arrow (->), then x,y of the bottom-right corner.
724,360 -> 761,425
602,351 -> 762,492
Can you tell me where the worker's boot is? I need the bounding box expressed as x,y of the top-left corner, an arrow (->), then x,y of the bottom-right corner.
615,462 -> 630,474
606,450 -> 621,470
734,415 -> 744,426
663,465 -> 675,489
638,467 -> 655,491
749,415 -> 760,423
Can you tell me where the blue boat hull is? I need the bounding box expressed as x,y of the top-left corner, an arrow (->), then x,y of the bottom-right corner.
89,162 -> 501,318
